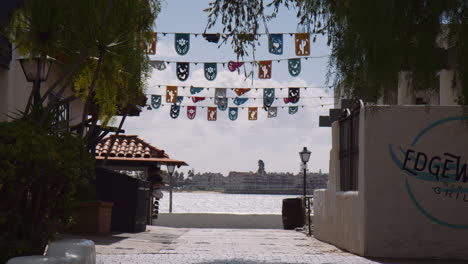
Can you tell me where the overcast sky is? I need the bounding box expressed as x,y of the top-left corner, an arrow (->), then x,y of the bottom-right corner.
117,0 -> 333,176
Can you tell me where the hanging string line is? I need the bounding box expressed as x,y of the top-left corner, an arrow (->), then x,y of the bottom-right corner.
156,32 -> 314,37
147,84 -> 333,90
148,94 -> 335,100
149,55 -> 329,65
153,103 -> 335,109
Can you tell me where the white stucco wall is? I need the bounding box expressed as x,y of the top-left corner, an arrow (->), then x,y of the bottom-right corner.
315,105 -> 468,259
313,117 -> 365,255
363,106 -> 468,259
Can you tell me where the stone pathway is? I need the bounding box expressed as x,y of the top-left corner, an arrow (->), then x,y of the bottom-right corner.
92,226 -> 465,264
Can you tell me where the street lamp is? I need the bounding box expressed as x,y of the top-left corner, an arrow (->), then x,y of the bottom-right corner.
18,55 -> 55,107
299,147 -> 311,203
299,146 -> 311,235
166,164 -> 176,213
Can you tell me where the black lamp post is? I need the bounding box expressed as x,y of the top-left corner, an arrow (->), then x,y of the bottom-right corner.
18,55 -> 54,107
167,164 -> 176,213
299,147 -> 311,206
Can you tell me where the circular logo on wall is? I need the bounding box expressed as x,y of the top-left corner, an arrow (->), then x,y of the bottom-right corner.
389,116 -> 468,229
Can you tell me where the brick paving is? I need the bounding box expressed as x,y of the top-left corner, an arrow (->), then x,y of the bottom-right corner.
92,226 -> 465,264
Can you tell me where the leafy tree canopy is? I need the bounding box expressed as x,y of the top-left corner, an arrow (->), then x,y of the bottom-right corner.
7,0 -> 160,128
205,0 -> 468,104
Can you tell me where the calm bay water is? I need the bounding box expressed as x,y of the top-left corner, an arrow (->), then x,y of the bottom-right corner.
159,191 -> 299,214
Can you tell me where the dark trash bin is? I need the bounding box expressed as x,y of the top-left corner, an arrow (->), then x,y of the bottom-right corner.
282,198 -> 305,230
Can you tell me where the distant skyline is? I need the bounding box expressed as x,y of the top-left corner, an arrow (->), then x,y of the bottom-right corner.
117,0 -> 333,175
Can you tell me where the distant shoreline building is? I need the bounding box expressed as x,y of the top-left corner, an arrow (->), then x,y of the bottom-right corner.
190,171 -> 328,195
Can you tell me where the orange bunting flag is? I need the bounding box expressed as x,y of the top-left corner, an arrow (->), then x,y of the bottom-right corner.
248,107 -> 258,120
144,32 -> 157,55
234,88 -> 251,96
207,107 -> 217,121
166,86 -> 178,103
258,61 -> 272,79
295,33 -> 310,56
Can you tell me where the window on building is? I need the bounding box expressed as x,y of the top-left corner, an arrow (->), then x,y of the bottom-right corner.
339,109 -> 359,191
49,92 -> 70,128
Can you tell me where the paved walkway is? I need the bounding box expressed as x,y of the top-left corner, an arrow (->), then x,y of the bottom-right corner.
90,226 -> 465,264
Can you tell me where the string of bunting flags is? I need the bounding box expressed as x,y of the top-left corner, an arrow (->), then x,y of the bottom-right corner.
149,55 -> 327,81
145,86 -> 334,121
145,32 -> 318,56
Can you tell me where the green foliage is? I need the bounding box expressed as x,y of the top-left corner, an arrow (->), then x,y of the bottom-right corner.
0,116 -> 95,262
8,0 -> 160,126
205,0 -> 468,104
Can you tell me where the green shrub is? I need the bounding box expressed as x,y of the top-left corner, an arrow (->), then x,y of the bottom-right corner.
0,118 -> 95,262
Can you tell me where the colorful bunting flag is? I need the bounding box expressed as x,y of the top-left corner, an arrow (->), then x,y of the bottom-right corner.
228,107 -> 238,121
176,96 -> 184,105
204,63 -> 217,81
233,97 -> 249,106
228,61 -> 244,72
166,86 -> 178,103
234,88 -> 251,96
217,99 -> 228,111
170,104 -> 180,119
187,106 -> 196,120
295,33 -> 310,56
144,32 -> 157,55
149,60 -> 166,71
190,87 -> 204,94
288,88 -> 300,104
258,61 -> 272,79
248,107 -> 258,120
263,88 -> 275,109
268,34 -> 283,55
207,107 -> 217,121
289,106 -> 298,115
151,95 -> 161,109
267,107 -> 278,118
192,96 -> 206,103
214,88 -> 227,105
288,58 -> 301,77
175,33 -> 190,55
283,97 -> 290,104
176,62 -> 189,81
202,33 -> 220,43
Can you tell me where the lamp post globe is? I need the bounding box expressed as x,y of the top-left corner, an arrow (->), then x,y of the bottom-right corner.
18,55 -> 55,107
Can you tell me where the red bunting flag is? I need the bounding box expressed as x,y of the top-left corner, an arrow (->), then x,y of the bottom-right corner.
207,107 -> 217,121
258,61 -> 272,79
187,106 -> 196,120
234,88 -> 251,96
192,97 -> 206,103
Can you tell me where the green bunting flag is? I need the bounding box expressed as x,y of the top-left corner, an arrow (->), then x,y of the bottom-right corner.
151,95 -> 161,109
190,87 -> 204,94
268,34 -> 283,55
228,107 -> 238,121
175,33 -> 190,55
263,88 -> 275,109
217,99 -> 228,111
288,58 -> 301,77
170,104 -> 180,119
204,63 -> 217,81
289,106 -> 298,115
